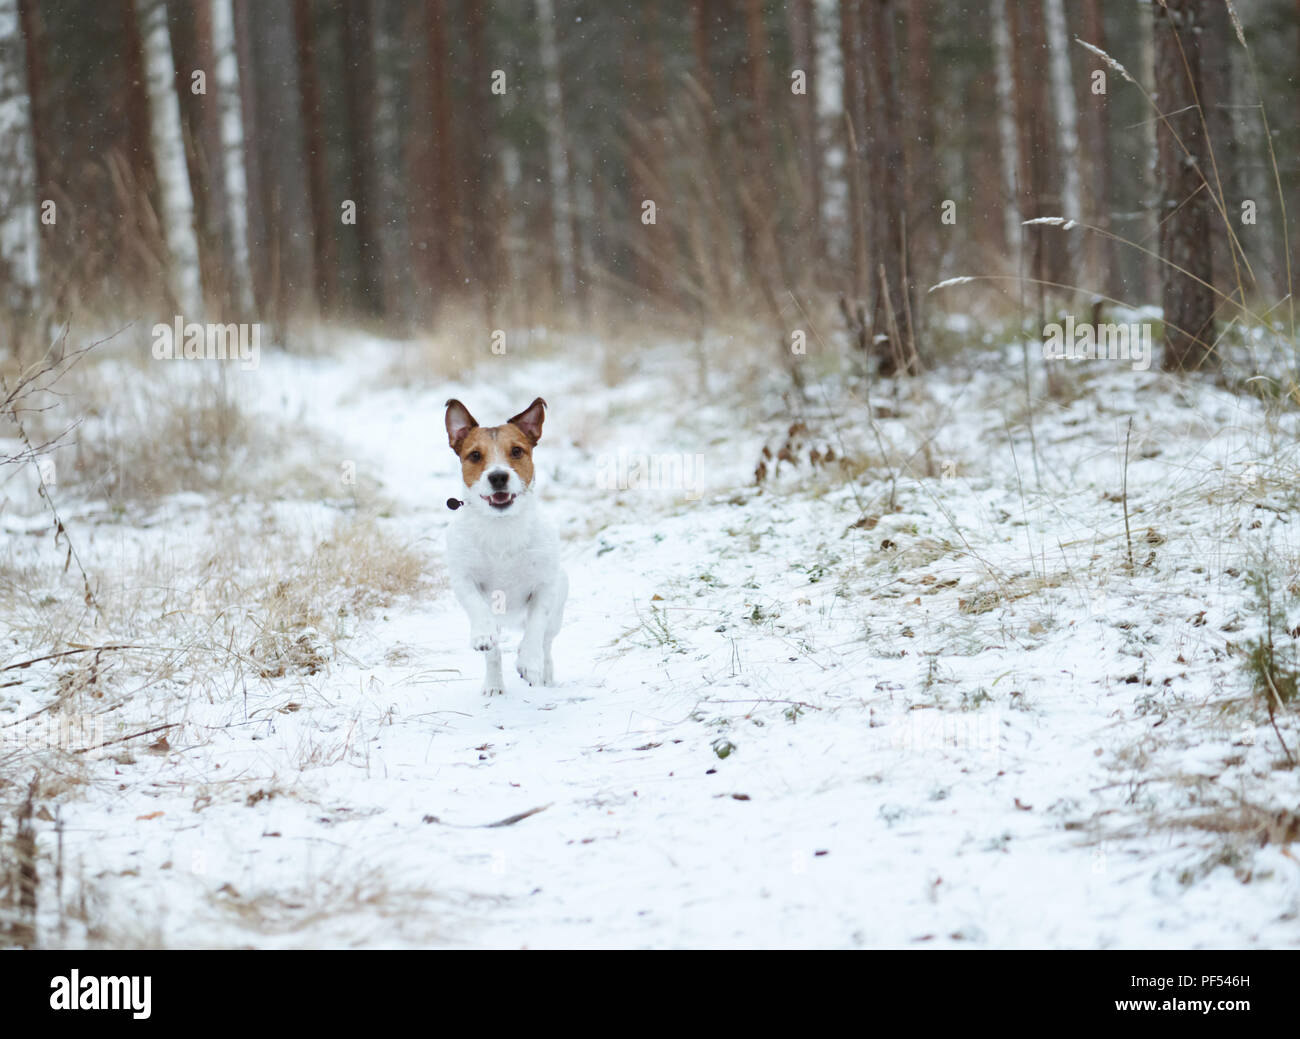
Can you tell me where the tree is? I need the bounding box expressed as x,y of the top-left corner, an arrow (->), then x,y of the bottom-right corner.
839,0 -> 868,300
212,0 -> 253,315
991,0 -> 1021,265
1043,0 -> 1081,270
135,0 -> 203,316
1078,0 -> 1117,296
904,0 -> 935,289
341,0 -> 382,315
536,0 -> 576,301
230,0 -> 270,314
1154,0 -> 1215,371
863,0 -> 916,374
292,0 -> 335,312
462,0 -> 499,317
787,0 -> 822,263
421,0 -> 459,306
0,0 -> 40,323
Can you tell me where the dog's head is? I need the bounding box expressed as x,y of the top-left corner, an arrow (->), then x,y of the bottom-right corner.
445,397 -> 547,515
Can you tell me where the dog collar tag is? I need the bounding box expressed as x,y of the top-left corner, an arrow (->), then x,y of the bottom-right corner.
446,497 -> 464,510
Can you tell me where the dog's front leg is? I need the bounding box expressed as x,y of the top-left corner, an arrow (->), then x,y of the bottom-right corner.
450,573 -> 499,652
515,581 -> 558,687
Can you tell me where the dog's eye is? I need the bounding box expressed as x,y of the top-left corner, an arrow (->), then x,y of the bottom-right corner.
467,450 -> 482,463
511,446 -> 525,459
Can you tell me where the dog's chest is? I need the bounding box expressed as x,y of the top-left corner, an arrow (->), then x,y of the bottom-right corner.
448,513 -> 557,611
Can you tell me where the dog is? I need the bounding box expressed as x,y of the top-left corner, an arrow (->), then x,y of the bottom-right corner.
444,397 -> 568,695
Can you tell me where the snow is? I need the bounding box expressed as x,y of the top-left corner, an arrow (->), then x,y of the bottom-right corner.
3,329 -> 1299,948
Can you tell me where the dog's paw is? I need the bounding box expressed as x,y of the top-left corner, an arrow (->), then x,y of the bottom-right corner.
482,682 -> 505,697
470,629 -> 498,652
515,654 -> 545,687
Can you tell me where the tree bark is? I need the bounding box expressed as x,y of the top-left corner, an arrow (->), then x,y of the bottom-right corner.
904,0 -> 934,288
0,0 -> 40,318
1043,0 -> 1081,283
342,0 -> 381,315
991,0 -> 1021,265
1079,0 -> 1117,296
292,0 -> 335,312
463,0 -> 498,315
839,0 -> 868,299
230,0 -> 268,314
422,0 -> 459,302
135,0 -> 203,316
788,0 -> 822,263
1154,0 -> 1216,371
535,0 -> 575,301
212,0 -> 253,316
863,0 -> 916,374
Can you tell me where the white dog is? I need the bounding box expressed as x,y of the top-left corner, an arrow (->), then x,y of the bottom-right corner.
444,397 -> 568,695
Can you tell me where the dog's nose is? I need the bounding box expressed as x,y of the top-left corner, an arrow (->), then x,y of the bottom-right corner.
488,470 -> 510,491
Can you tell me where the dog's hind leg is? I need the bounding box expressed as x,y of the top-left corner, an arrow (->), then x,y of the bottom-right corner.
543,570 -> 568,685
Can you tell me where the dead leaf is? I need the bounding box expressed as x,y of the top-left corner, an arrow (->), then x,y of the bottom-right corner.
136,811 -> 164,821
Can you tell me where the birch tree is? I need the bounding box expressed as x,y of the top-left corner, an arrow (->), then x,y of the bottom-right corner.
1043,0 -> 1081,225
0,0 -> 40,316
211,0 -> 253,314
135,0 -> 203,317
535,0 -> 575,299
813,0 -> 843,262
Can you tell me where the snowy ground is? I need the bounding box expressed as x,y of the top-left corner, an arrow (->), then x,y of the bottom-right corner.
2,326 -> 1299,948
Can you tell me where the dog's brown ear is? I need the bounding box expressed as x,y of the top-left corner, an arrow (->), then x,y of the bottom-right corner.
445,399 -> 478,452
507,397 -> 547,444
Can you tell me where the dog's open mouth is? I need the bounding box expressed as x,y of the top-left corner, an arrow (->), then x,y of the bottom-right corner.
484,491 -> 516,510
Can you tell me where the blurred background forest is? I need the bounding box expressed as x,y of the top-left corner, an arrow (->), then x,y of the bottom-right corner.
0,0 -> 1298,373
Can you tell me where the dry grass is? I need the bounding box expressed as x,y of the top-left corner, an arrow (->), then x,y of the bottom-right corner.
50,363 -> 336,508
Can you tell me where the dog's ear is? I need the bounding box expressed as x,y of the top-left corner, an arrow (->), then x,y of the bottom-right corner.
507,397 -> 547,445
445,399 -> 478,452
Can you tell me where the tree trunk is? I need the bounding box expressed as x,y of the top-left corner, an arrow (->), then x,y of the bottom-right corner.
991,0 -> 1021,265
135,0 -> 203,316
231,0 -> 268,315
535,0 -> 575,301
463,0 -> 498,316
1043,0 -> 1081,277
0,0 -> 40,320
864,0 -> 915,374
292,0 -> 335,312
342,0 -> 381,316
1136,0 -> 1159,302
813,0 -> 844,265
184,0 -> 227,308
1079,0 -> 1117,297
1200,0 -> 1239,304
423,0 -> 459,302
373,0 -> 407,322
1154,0 -> 1215,371
788,0 -> 822,263
839,0 -> 868,300
212,0 -> 253,316
904,0 -> 934,289
1011,0 -> 1061,290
